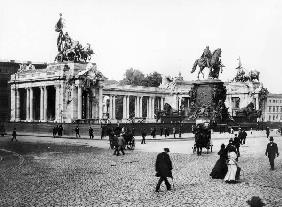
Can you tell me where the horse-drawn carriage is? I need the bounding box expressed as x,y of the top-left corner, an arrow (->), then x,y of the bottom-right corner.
192,118 -> 213,155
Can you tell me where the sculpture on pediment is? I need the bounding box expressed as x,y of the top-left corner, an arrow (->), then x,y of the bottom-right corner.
18,63 -> 36,73
54,14 -> 94,63
191,47 -> 225,79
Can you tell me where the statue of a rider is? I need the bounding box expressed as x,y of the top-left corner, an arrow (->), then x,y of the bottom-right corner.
201,46 -> 212,68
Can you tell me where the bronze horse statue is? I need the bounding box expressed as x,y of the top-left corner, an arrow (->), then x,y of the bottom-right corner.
191,48 -> 223,79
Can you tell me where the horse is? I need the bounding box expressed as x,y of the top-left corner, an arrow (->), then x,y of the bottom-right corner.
248,70 -> 260,82
80,43 -> 94,62
191,48 -> 222,79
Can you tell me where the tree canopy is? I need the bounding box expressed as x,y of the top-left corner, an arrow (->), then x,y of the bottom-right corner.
120,68 -> 162,87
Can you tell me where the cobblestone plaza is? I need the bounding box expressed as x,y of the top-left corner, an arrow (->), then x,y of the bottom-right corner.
0,131 -> 282,207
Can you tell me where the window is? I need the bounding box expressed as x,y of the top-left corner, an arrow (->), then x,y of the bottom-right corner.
269,115 -> 271,121
273,115 -> 275,121
280,107 -> 282,112
231,97 -> 240,108
273,107 -> 275,112
277,106 -> 279,112
269,106 -> 271,112
269,100 -> 271,103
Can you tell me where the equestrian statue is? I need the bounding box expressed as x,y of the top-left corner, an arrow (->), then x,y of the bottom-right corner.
191,46 -> 225,79
54,13 -> 94,63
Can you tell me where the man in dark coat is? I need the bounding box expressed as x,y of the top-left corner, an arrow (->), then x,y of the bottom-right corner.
75,126 -> 80,138
89,126 -> 94,139
233,134 -> 241,157
241,130 -> 247,144
266,127 -> 270,138
141,128 -> 146,144
155,148 -> 173,192
265,136 -> 279,170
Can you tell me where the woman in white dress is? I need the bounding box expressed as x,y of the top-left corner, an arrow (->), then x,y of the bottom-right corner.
224,151 -> 239,183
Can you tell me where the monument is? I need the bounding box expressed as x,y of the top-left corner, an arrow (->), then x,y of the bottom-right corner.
189,46 -> 230,123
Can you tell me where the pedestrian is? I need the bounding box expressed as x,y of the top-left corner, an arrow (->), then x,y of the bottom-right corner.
53,125 -> 57,138
266,127 -> 270,138
89,126 -> 94,139
11,128 -> 17,142
58,125 -> 63,136
75,126 -> 80,138
141,128 -> 146,144
164,127 -> 167,137
224,149 -> 240,183
233,134 -> 241,158
160,127 -> 163,136
178,126 -> 182,138
210,144 -> 228,179
155,148 -> 173,192
238,128 -> 243,144
265,136 -> 279,170
101,126 -> 105,139
112,135 -> 119,155
151,127 -> 156,138
116,135 -> 125,156
242,129 -> 247,144
172,127 -> 176,138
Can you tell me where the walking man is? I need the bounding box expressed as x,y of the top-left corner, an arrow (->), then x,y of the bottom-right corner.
141,128 -> 146,144
155,148 -> 173,192
172,127 -> 176,138
11,128 -> 17,142
265,136 -> 279,170
89,126 -> 94,139
75,126 -> 80,138
266,127 -> 270,138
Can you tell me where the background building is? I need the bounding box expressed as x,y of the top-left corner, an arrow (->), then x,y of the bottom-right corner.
0,60 -> 47,123
262,94 -> 282,122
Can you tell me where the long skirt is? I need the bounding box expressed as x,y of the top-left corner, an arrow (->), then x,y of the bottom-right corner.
210,158 -> 228,179
224,164 -> 237,183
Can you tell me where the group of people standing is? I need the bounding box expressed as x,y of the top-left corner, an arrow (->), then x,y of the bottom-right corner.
53,125 -> 64,138
210,138 -> 241,183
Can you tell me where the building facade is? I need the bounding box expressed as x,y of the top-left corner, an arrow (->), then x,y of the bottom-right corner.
9,61 -> 267,124
262,94 -> 282,122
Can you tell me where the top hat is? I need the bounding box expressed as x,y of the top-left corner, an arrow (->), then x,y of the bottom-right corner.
164,148 -> 170,152
269,136 -> 274,141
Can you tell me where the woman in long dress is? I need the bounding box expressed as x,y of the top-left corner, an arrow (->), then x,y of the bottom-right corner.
224,151 -> 238,183
210,144 -> 228,179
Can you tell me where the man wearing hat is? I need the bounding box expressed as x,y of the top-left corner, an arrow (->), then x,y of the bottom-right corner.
155,148 -> 173,192
265,136 -> 279,170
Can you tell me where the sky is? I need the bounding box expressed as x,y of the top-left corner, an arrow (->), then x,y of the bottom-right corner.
0,0 -> 282,93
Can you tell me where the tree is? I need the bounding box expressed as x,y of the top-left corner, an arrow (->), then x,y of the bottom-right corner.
119,68 -> 145,86
142,72 -> 162,87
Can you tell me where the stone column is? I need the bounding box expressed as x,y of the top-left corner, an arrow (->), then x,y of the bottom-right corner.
40,87 -> 44,121
123,96 -> 126,119
136,97 -> 140,117
113,96 -> 116,119
91,88 -> 96,119
43,87 -> 48,121
148,97 -> 151,119
126,95 -> 130,119
77,86 -> 82,119
10,88 -> 15,121
151,97 -> 155,119
26,88 -> 30,121
30,87 -> 33,121
98,86 -> 103,120
161,97 -> 164,110
109,95 -> 113,119
15,88 -> 20,121
139,97 -> 143,118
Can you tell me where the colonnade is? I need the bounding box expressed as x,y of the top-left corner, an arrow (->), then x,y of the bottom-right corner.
106,94 -> 165,120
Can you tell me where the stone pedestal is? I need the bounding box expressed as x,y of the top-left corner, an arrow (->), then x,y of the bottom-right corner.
188,79 -> 229,122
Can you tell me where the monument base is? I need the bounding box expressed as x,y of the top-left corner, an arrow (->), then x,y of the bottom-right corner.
188,79 -> 229,123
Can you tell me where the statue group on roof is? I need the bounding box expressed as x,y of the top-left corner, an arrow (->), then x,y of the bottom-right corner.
233,57 -> 260,82
54,14 -> 94,63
